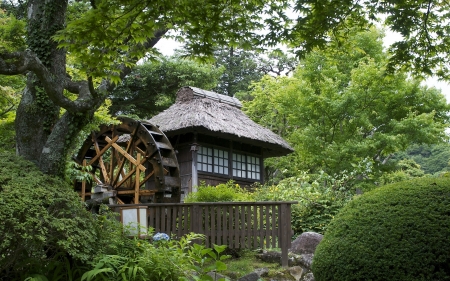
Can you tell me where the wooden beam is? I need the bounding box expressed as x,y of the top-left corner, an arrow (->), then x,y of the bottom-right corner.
115,156 -> 148,188
134,153 -> 141,204
88,135 -> 119,166
117,189 -> 156,195
92,133 -> 110,183
139,170 -> 155,188
105,136 -> 145,171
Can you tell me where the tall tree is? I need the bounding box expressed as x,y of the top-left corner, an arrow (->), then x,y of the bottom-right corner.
212,47 -> 264,97
245,28 -> 450,177
0,0 -> 289,176
212,48 -> 297,97
290,0 -> 450,78
109,56 -> 223,118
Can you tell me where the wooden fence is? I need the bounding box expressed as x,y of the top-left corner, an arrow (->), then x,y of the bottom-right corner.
109,201 -> 297,267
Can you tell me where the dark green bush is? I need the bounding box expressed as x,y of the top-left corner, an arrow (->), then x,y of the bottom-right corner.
0,152 -> 120,280
312,177 -> 450,281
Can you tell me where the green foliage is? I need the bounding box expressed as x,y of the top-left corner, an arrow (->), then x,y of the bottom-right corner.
312,177 -> 450,281
245,28 -> 450,179
289,1 -> 450,78
184,181 -> 254,203
212,48 -> 265,97
379,159 -> 426,185
393,143 -> 450,175
109,56 -> 223,118
82,233 -> 229,281
52,0 -> 289,82
253,172 -> 355,235
253,159 -> 376,235
0,9 -> 26,52
0,152 -> 106,279
0,104 -> 16,152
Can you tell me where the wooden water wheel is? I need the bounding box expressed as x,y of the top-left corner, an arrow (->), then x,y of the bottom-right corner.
74,116 -> 181,204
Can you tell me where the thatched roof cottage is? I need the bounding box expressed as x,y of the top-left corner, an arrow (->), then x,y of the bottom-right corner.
148,86 -> 293,198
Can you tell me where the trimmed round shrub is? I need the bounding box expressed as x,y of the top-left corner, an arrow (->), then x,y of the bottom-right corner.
312,177 -> 450,281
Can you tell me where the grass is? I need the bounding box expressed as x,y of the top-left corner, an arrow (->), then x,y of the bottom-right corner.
221,249 -> 288,280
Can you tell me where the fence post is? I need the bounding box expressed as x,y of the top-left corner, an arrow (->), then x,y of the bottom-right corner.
279,203 -> 290,267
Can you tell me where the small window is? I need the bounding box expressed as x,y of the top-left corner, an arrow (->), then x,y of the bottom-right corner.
213,148 -> 229,175
232,153 -> 261,180
197,146 -> 213,173
232,153 -> 246,178
197,146 -> 228,175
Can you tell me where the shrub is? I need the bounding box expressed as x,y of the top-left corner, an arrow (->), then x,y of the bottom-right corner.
312,177 -> 450,281
253,173 -> 352,235
0,152 -> 120,280
184,180 -> 254,202
81,232 -> 230,281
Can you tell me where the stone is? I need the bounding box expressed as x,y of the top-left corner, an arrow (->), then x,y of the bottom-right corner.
254,267 -> 269,277
207,271 -> 230,280
256,250 -> 282,264
303,273 -> 315,281
289,232 -> 323,255
288,266 -> 303,281
237,272 -> 260,281
298,254 -> 314,269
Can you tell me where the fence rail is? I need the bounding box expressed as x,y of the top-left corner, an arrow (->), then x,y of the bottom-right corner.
109,201 -> 297,267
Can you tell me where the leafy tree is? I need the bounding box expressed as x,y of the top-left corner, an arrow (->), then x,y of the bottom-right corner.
289,0 -> 450,78
109,56 -> 223,118
0,0 -> 289,176
212,48 -> 297,98
212,47 -> 265,97
245,28 -> 450,177
1,0 -> 449,177
392,143 -> 450,175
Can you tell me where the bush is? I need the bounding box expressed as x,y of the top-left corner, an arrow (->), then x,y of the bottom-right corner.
0,152 -> 120,280
184,181 -> 254,202
312,177 -> 450,281
253,174 -> 352,235
81,232 -> 229,281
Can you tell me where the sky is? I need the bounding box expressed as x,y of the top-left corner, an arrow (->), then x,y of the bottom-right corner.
156,30 -> 450,103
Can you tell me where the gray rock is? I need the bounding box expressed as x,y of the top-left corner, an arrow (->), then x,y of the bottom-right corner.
256,250 -> 282,264
237,272 -> 259,281
303,273 -> 315,281
288,266 -> 303,281
289,232 -> 323,255
254,267 -> 269,277
298,254 -> 314,269
207,271 -> 230,280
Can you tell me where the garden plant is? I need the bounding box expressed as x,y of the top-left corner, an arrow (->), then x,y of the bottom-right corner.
312,177 -> 450,281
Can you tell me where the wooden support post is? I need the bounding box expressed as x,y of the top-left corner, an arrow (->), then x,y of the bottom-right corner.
279,203 -> 290,267
134,153 -> 141,204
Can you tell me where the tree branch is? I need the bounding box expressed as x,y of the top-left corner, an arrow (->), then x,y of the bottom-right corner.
1,29 -> 168,113
0,50 -> 96,112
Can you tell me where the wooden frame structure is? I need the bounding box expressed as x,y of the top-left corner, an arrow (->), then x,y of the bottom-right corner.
109,201 -> 297,267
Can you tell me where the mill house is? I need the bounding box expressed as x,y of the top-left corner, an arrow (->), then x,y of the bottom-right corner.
148,86 -> 293,198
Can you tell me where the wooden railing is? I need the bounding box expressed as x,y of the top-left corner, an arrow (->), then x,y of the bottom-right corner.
109,202 -> 297,267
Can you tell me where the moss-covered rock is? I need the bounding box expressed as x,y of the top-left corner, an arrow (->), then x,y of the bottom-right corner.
312,177 -> 450,281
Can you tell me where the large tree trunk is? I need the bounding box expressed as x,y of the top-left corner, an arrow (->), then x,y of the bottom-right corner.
15,0 -> 93,177
8,0 -> 165,177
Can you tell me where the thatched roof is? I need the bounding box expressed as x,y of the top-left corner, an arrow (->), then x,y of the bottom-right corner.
148,86 -> 294,157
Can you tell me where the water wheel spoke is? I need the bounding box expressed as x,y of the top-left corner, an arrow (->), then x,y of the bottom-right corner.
75,117 -> 181,204
116,156 -> 148,188
91,133 -> 110,183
